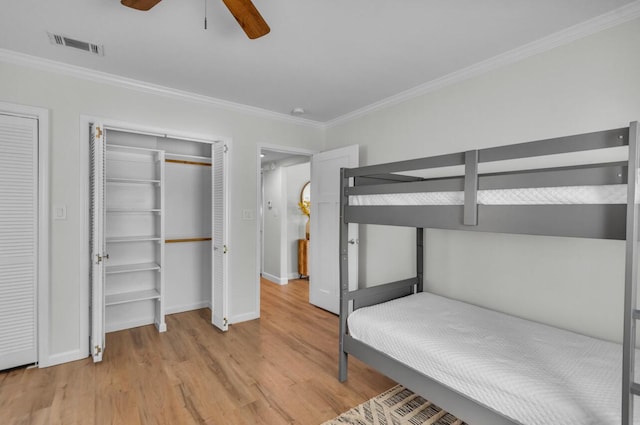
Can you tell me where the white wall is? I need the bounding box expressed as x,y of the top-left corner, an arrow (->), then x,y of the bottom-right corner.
0,62 -> 323,364
262,165 -> 286,283
285,162 -> 310,278
261,161 -> 310,283
325,18 -> 640,343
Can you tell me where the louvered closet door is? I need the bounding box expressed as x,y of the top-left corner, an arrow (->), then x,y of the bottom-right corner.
0,114 -> 38,370
211,142 -> 228,331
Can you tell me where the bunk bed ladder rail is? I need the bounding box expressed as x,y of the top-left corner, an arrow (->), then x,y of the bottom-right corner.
339,167 -> 350,382
623,121 -> 640,425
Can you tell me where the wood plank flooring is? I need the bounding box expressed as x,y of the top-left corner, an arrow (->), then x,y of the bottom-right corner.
0,278 -> 394,425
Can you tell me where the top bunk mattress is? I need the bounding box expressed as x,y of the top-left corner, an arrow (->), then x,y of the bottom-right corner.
347,291 -> 637,425
349,184 -> 629,206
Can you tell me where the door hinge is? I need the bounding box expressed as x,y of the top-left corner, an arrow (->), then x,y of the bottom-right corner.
95,126 -> 103,139
223,317 -> 228,326
223,245 -> 228,254
223,144 -> 228,153
95,253 -> 109,264
94,345 -> 102,355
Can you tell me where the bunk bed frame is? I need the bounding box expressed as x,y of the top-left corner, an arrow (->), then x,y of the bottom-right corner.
338,122 -> 640,425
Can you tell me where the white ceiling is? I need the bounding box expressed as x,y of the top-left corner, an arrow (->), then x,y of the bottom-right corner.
0,0 -> 637,123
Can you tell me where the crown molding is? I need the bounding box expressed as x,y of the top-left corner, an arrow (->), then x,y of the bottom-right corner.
326,1 -> 640,128
0,48 -> 324,129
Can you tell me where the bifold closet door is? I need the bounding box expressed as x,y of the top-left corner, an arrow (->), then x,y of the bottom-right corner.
212,142 -> 228,331
0,114 -> 38,370
89,123 -> 105,362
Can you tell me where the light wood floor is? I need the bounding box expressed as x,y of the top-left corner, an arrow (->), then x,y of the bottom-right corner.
0,278 -> 394,425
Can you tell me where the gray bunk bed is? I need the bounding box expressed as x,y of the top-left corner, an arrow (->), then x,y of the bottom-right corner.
338,122 -> 640,425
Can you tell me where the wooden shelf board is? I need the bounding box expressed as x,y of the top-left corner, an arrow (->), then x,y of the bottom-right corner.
105,289 -> 160,306
106,262 -> 160,274
165,158 -> 211,167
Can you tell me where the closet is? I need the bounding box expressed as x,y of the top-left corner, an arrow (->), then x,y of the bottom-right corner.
89,123 -> 228,362
0,114 -> 39,370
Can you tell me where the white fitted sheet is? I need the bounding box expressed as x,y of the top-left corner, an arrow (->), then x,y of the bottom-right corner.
348,292 -> 637,425
349,184 -> 628,206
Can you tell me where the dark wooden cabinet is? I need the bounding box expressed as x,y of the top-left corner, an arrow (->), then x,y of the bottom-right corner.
298,239 -> 309,278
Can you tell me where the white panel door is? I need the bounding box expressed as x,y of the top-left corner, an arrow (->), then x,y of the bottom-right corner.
0,114 -> 38,370
212,142 -> 229,331
89,123 -> 106,362
309,145 -> 359,314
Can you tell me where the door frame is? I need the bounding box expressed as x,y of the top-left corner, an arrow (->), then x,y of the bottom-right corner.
0,101 -> 50,367
80,115 -> 230,357
255,144 -> 315,316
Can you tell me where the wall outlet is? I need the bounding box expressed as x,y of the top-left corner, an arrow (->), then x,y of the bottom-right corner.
242,209 -> 255,220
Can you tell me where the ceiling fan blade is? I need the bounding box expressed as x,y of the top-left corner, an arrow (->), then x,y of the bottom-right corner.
121,0 -> 162,11
222,0 -> 270,39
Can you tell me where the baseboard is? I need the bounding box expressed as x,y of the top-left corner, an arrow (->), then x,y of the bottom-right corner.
106,318 -> 155,333
166,301 -> 210,315
287,272 -> 300,280
41,349 -> 85,368
231,311 -> 259,324
262,272 -> 288,285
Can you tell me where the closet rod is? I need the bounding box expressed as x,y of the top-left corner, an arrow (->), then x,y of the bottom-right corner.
165,237 -> 212,243
104,125 -> 215,144
165,159 -> 211,167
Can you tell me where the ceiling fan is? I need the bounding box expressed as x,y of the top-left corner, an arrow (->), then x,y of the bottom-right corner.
121,0 -> 270,39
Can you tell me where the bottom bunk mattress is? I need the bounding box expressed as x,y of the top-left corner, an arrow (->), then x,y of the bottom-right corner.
347,291 -> 636,425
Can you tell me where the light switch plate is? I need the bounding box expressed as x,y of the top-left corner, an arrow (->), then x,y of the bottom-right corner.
242,209 -> 255,220
54,205 -> 67,220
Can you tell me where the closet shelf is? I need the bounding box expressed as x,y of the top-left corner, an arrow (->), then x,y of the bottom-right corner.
106,208 -> 162,214
165,237 -> 212,244
106,235 -> 162,243
105,289 -> 161,306
165,153 -> 211,162
107,177 -> 161,184
107,144 -> 163,154
105,262 -> 160,274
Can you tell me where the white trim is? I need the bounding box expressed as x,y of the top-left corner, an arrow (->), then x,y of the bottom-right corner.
0,101 -> 51,368
262,272 -> 288,286
105,318 -> 155,333
288,272 -> 300,280
43,349 -> 84,368
326,1 -> 640,128
80,115 -> 231,358
256,144 -> 315,318
230,311 -> 260,324
0,49 -> 324,129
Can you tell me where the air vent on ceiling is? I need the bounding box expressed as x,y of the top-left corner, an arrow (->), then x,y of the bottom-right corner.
47,32 -> 104,56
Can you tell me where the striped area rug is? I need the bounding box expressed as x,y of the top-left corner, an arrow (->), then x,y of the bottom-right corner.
322,385 -> 467,425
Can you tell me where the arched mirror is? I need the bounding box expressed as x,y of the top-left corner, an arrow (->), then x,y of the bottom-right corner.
300,181 -> 310,204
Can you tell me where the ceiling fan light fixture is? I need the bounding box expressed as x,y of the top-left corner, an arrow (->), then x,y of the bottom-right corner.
121,0 -> 162,11
222,0 -> 270,39
120,0 -> 269,40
